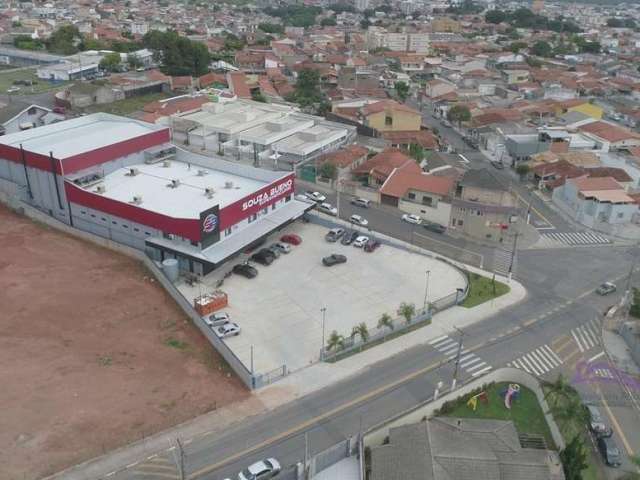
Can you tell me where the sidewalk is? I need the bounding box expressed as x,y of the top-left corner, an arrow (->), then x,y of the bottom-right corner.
48,216 -> 527,480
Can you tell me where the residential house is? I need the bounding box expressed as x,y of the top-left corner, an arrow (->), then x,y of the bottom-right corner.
352,148 -> 420,187
500,69 -> 530,85
424,79 -> 456,100
316,144 -> 369,183
552,176 -> 637,229
382,130 -> 438,151
0,102 -> 63,135
553,98 -> 603,120
361,100 -> 422,133
450,169 -> 521,243
578,121 -> 640,152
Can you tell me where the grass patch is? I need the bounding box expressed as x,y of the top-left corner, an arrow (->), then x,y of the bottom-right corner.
544,386 -> 602,480
461,272 -> 510,308
164,337 -> 188,350
83,92 -> 168,116
441,382 -> 556,449
0,67 -> 69,94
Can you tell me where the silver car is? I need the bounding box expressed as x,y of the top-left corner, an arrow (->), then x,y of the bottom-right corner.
238,458 -> 281,480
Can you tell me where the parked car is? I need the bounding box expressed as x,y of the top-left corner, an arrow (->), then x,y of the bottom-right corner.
586,404 -> 613,438
401,213 -> 422,225
208,312 -> 231,327
325,227 -> 345,242
597,436 -> 622,467
353,235 -> 369,248
295,193 -> 312,202
272,242 -> 291,254
233,263 -> 258,278
350,214 -> 369,227
423,221 -> 447,234
490,160 -> 504,170
317,202 -> 338,216
364,239 -> 380,252
442,119 -> 452,128
350,197 -> 370,208
341,230 -> 358,245
6,86 -> 20,93
238,458 -> 281,480
305,191 -> 326,202
266,244 -> 281,258
322,254 -> 347,266
596,282 -> 616,296
280,233 -> 302,245
215,322 -> 241,338
251,250 -> 275,265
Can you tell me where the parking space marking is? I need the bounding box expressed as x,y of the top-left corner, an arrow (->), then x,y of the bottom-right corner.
588,351 -> 605,363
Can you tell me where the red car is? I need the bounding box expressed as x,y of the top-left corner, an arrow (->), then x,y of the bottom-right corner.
364,239 -> 380,252
280,233 -> 302,245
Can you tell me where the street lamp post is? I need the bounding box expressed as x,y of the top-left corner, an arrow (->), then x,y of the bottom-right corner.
423,270 -> 430,311
320,307 -> 327,361
451,326 -> 464,391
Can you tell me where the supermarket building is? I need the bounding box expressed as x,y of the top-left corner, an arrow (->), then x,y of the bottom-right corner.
0,113 -> 310,275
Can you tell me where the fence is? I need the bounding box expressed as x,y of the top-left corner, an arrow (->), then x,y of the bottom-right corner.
305,437 -> 356,478
254,365 -> 288,388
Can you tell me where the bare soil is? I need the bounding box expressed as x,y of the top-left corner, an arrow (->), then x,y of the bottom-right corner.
0,205 -> 248,480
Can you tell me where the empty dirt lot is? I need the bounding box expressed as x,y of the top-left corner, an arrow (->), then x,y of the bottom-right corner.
0,205 -> 248,480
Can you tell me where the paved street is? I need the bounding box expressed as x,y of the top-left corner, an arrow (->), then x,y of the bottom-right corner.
99,245 -> 640,480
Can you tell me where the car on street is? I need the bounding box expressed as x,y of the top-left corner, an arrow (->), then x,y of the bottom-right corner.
322,254 -> 347,266
305,191 -> 326,202
233,263 -> 258,278
364,239 -> 380,252
325,228 -> 345,242
353,235 -> 369,248
295,193 -> 313,202
401,213 -> 422,225
317,202 -> 338,216
215,322 -> 241,338
266,244 -> 281,258
490,160 -> 504,170
442,119 -> 452,128
596,282 -> 616,296
586,404 -> 613,438
350,197 -> 370,208
6,86 -> 20,93
238,458 -> 281,480
423,221 -> 446,234
350,214 -> 369,226
272,242 -> 291,254
280,233 -> 302,245
341,230 -> 358,245
597,436 -> 621,467
251,250 -> 275,265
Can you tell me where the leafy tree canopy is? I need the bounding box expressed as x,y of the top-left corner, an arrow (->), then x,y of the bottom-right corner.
143,30 -> 210,76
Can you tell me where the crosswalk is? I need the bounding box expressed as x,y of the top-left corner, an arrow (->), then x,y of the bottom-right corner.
429,335 -> 492,377
508,344 -> 563,376
539,231 -> 611,247
493,246 -> 516,277
571,319 -> 601,353
592,367 -> 615,379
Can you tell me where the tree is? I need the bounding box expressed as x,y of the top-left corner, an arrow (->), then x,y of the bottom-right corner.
398,302 -> 416,324
543,374 -> 575,406
13,35 -> 44,51
99,52 -> 123,72
360,18 -> 371,29
143,30 -> 210,76
319,162 -> 337,180
127,53 -> 143,69
351,322 -> 369,343
320,17 -> 337,27
395,81 -> 409,102
47,25 -> 83,54
509,41 -> 528,54
252,91 -> 267,103
258,23 -> 284,34
377,313 -> 394,332
579,41 -> 601,54
550,395 -> 588,428
515,163 -> 530,178
409,143 -> 425,163
223,33 -> 245,51
532,40 -> 553,57
485,10 -> 506,24
290,68 -> 324,110
326,330 -> 345,351
560,436 -> 588,480
447,105 -> 471,126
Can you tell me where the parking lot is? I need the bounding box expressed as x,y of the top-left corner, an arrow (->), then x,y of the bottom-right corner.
178,221 -> 467,374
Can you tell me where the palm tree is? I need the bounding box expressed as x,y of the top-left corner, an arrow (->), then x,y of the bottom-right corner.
543,374 -> 576,407
377,313 -> 394,332
549,396 -> 588,430
351,322 -> 370,343
326,330 -> 345,352
398,302 -> 416,325
560,435 -> 588,480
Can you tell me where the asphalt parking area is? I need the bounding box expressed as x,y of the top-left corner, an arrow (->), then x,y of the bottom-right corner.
182,222 -> 467,374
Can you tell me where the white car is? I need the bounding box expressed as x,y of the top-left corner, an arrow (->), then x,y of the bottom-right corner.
295,193 -> 313,202
6,86 -> 20,93
273,242 -> 291,254
402,214 -> 422,225
353,235 -> 369,248
215,322 -> 241,338
317,202 -> 338,216
350,214 -> 369,227
306,191 -> 326,202
238,458 -> 281,480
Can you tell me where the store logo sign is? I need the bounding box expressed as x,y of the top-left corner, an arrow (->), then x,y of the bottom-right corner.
202,213 -> 218,233
241,178 -> 293,211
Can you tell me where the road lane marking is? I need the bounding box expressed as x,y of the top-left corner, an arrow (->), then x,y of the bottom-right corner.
571,330 -> 585,352
594,383 -> 636,458
561,348 -> 581,364
471,365 -> 492,377
521,355 -> 542,376
543,345 -> 563,364
552,336 -> 573,353
429,335 -> 449,345
588,351 -> 605,363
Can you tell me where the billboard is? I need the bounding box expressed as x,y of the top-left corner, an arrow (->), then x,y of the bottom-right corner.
199,204 -> 220,248
219,174 -> 295,230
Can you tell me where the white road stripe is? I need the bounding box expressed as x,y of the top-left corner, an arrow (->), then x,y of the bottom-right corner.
521,355 -> 542,375
543,345 -> 563,364
429,335 -> 450,345
440,344 -> 461,355
572,330 -> 585,352
530,349 -> 552,372
589,351 -> 605,363
537,347 -> 560,368
513,359 -> 531,373
577,327 -> 593,349
466,361 -> 488,372
459,353 -> 474,362
471,365 -> 493,377
432,338 -> 455,349
461,356 -> 483,368
582,325 -> 598,347
448,350 -> 469,360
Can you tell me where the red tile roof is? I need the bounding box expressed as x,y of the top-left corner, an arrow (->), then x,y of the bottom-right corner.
361,100 -> 420,117
380,169 -> 455,198
382,130 -> 438,149
352,148 -> 420,179
142,95 -> 209,117
571,176 -> 622,191
317,144 -> 369,168
585,167 -> 633,183
227,72 -> 252,99
579,121 -> 640,143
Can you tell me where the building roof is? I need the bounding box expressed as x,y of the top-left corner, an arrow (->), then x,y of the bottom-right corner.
352,148 -> 419,178
382,130 -> 438,149
272,123 -> 349,156
227,71 -> 252,99
318,144 -> 369,168
361,100 -> 420,118
0,112 -> 165,159
579,121 -> 640,143
571,176 -> 622,192
586,166 -> 633,183
459,168 -> 505,192
380,169 -> 455,198
0,101 -> 49,125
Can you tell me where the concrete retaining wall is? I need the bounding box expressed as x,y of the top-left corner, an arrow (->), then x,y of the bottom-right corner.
362,367 -> 565,451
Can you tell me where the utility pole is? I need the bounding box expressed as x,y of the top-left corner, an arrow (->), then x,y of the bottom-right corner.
320,307 -> 327,361
451,326 -> 464,391
508,230 -> 519,282
174,438 -> 185,480
423,270 -> 430,311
